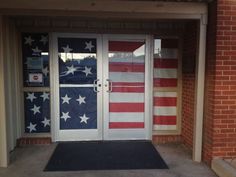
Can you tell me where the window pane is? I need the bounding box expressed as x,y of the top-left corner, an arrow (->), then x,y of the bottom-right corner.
153,39 -> 178,87
22,33 -> 49,87
24,92 -> 50,133
153,38 -> 179,131
108,40 -> 145,129
58,38 -> 97,85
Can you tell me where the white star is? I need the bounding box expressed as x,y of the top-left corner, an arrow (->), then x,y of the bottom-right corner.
42,66 -> 49,76
27,122 -> 37,133
60,65 -> 79,77
62,45 -> 73,53
41,117 -> 50,127
40,35 -> 48,45
66,65 -> 77,75
79,114 -> 89,124
40,92 -> 49,102
85,41 -> 94,52
76,95 -> 86,105
30,104 -> 41,115
26,93 -> 37,102
32,46 -> 42,53
82,66 -> 92,76
61,94 -> 71,104
61,112 -> 71,122
24,36 -> 34,45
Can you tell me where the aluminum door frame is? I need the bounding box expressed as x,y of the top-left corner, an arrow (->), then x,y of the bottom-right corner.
102,34 -> 152,140
51,33 -> 103,141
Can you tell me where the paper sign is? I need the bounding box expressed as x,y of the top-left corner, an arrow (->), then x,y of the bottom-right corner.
29,73 -> 43,83
27,57 -> 43,70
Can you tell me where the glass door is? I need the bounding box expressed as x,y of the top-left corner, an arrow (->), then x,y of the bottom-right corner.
103,35 -> 150,140
53,34 -> 103,141
52,34 -> 151,141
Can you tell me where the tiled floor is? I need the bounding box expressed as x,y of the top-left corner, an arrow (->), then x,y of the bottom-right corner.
0,143 -> 218,177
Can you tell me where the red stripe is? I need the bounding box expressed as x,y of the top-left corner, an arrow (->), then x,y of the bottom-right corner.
112,82 -> 144,93
109,122 -> 144,129
154,78 -> 177,87
112,82 -> 144,87
109,41 -> 144,52
153,116 -> 176,125
112,87 -> 144,93
109,63 -> 145,72
154,97 -> 177,106
109,103 -> 144,112
154,59 -> 178,68
161,39 -> 178,48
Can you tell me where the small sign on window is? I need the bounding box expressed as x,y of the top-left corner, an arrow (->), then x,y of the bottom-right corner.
29,73 -> 43,85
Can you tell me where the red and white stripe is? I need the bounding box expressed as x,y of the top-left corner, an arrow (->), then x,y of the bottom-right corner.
153,39 -> 179,131
109,41 -> 145,129
153,92 -> 177,130
153,38 -> 178,88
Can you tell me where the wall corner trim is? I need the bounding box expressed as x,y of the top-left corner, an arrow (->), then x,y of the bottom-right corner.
0,15 -> 9,167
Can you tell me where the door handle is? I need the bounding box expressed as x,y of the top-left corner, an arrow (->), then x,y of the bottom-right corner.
106,79 -> 113,93
93,79 -> 100,93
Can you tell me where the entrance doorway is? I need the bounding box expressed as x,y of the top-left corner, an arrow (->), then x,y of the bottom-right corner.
51,33 -> 151,141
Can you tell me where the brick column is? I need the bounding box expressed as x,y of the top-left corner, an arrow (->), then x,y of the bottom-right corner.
204,0 -> 236,164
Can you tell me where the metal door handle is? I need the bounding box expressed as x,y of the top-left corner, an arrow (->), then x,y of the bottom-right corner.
106,79 -> 113,93
93,79 -> 99,93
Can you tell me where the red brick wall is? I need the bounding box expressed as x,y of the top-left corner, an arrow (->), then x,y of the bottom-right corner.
204,0 -> 236,164
17,137 -> 51,146
152,135 -> 182,144
203,1 -> 217,164
213,0 -> 236,159
181,21 -> 198,151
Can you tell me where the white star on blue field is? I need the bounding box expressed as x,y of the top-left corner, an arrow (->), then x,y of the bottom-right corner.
24,92 -> 50,133
58,37 -> 97,130
59,87 -> 97,129
22,33 -> 50,133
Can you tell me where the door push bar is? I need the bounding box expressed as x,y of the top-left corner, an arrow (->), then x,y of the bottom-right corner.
106,79 -> 113,93
93,79 -> 100,93
93,79 -> 113,93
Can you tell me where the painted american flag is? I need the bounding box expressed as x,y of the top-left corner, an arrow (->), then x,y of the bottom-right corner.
58,37 -> 97,130
108,41 -> 145,129
153,39 -> 179,131
22,33 -> 51,133
24,92 -> 50,133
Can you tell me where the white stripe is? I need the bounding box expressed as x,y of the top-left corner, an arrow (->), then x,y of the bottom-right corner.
110,72 -> 144,82
154,48 -> 178,59
60,84 -> 93,88
153,69 -> 177,78
110,113 -> 144,122
154,92 -> 177,97
154,107 -> 177,116
109,56 -> 145,63
110,93 -> 144,103
153,125 -> 177,131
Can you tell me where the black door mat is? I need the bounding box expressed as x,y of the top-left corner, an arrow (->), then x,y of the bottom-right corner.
44,141 -> 168,171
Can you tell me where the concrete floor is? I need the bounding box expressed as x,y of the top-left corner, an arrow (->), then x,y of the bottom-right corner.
0,143 -> 218,177
225,158 -> 236,169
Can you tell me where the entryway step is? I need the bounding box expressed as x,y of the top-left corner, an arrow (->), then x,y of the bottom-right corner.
212,158 -> 236,177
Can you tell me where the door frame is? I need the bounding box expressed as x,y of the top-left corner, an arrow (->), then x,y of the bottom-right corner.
102,34 -> 152,140
50,33 -> 152,141
50,33 -> 103,141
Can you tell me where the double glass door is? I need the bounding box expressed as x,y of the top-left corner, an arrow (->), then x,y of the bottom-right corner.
52,33 -> 150,141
